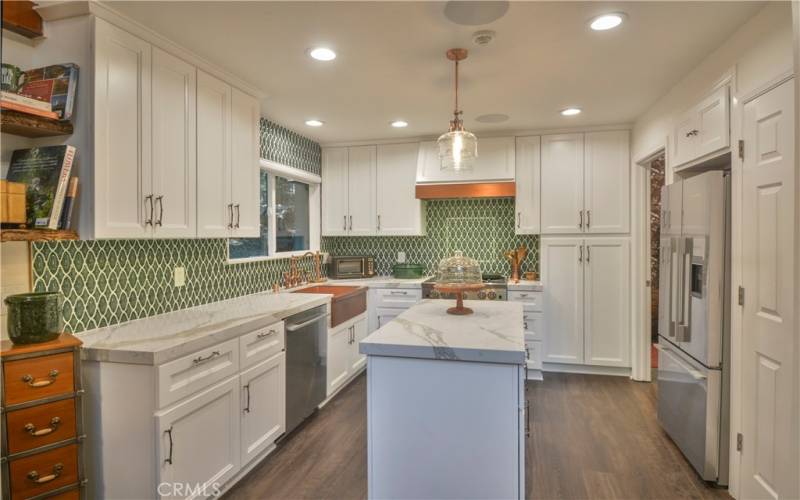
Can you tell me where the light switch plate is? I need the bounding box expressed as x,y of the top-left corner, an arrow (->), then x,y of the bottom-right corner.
174,267 -> 186,287
397,252 -> 406,263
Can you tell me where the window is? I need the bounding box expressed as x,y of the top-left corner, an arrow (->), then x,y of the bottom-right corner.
228,162 -> 320,261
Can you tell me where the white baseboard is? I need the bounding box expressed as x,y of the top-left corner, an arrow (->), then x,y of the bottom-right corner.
526,369 -> 544,381
319,366 -> 366,408
543,363 -> 632,377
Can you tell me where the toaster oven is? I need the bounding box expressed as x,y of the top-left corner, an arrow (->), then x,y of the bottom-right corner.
329,256 -> 376,279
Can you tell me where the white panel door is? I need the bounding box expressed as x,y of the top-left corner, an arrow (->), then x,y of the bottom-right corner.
196,71 -> 232,237
541,238 -> 584,364
584,131 -> 630,234
321,148 -> 349,236
230,89 -> 261,238
347,145 -> 377,235
157,376 -> 241,500
740,79 -> 797,500
515,136 -> 541,234
93,18 -> 152,239
695,85 -> 730,159
377,143 -> 423,235
240,352 -> 285,465
541,134 -> 584,234
151,47 -> 196,238
349,317 -> 369,373
584,239 -> 630,367
327,322 -> 351,395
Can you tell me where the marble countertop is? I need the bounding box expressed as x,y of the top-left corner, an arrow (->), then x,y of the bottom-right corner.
324,276 -> 431,289
79,292 -> 330,365
359,300 -> 525,364
507,280 -> 544,291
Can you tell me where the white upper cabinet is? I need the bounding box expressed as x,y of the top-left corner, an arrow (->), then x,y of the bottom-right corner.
230,89 -> 261,238
151,47 -> 196,238
347,146 -> 377,236
515,136 -> 541,235
94,18 -> 152,239
671,85 -> 730,170
377,143 -> 425,236
321,148 -> 349,236
416,136 -> 515,183
584,131 -> 630,234
541,134 -> 585,234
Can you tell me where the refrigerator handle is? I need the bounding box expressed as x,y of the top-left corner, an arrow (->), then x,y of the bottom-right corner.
678,238 -> 693,343
669,237 -> 681,340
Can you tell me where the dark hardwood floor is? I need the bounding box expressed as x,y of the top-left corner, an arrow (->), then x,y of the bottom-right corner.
224,372 -> 730,500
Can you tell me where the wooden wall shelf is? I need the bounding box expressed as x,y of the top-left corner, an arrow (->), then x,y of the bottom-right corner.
0,110 -> 73,138
0,229 -> 78,243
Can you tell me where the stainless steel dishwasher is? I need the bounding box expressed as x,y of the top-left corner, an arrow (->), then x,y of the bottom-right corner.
284,305 -> 328,435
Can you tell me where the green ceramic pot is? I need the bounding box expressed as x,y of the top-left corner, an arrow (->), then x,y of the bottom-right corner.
4,292 -> 63,345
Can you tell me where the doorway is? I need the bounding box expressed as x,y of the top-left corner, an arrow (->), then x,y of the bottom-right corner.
648,154 -> 666,369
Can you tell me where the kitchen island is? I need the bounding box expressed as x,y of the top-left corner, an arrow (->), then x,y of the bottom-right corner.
360,300 -> 527,500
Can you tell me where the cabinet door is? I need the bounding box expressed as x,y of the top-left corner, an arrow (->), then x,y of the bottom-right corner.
321,148 -> 349,236
515,136 -> 540,234
584,131 -> 630,234
541,134 -> 584,234
541,238 -> 584,364
377,143 -> 424,235
240,352 -> 285,465
584,239 -> 630,367
197,71 -> 232,237
695,85 -> 729,159
230,89 -> 261,238
376,308 -> 402,329
349,317 -> 368,373
93,18 -> 152,239
671,112 -> 697,169
327,322 -> 351,395
347,146 -> 377,235
157,376 -> 240,500
151,47 -> 196,238
416,137 -> 515,183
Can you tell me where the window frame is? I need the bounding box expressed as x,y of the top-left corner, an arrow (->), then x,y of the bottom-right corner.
227,160 -> 321,263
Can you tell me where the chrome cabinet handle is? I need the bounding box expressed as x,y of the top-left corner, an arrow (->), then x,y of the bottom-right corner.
525,401 -> 531,437
257,329 -> 276,339
349,215 -> 353,231
377,214 -> 381,231
586,246 -> 591,263
144,195 -> 154,226
685,129 -> 699,138
164,426 -> 174,465
228,204 -> 234,229
524,321 -> 529,330
243,384 -> 251,413
27,463 -> 63,484
586,210 -> 591,229
234,204 -> 240,229
24,417 -> 61,436
21,370 -> 59,387
343,215 -> 347,231
389,291 -> 408,295
155,195 -> 164,227
517,212 -> 521,228
578,210 -> 583,230
192,351 -> 220,365
578,245 -> 583,262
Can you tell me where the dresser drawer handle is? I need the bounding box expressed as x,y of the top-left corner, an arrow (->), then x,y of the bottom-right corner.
21,370 -> 59,387
24,417 -> 61,436
27,463 -> 63,484
192,351 -> 221,365
256,330 -> 276,339
389,291 -> 409,296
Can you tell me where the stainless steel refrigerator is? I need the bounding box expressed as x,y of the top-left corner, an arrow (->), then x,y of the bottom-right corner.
656,170 -> 731,485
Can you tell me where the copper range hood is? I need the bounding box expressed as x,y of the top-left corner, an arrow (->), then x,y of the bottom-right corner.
415,182 -> 515,200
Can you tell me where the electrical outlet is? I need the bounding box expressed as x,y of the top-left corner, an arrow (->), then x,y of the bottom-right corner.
174,267 -> 186,287
397,252 -> 406,263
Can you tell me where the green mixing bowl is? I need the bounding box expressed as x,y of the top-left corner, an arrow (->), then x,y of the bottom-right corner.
4,292 -> 63,345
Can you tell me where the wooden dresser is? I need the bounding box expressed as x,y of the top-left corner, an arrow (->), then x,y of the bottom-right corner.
1,334 -> 85,499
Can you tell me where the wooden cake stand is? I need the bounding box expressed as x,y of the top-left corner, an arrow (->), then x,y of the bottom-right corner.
434,283 -> 485,315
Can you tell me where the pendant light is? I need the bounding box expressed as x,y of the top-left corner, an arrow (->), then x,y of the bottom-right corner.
438,48 -> 478,171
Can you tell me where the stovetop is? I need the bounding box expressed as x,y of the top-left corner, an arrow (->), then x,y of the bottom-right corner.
422,274 -> 508,286
421,274 -> 508,301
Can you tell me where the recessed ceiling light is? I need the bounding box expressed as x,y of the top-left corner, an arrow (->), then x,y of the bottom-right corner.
589,13 -> 625,31
561,108 -> 582,116
305,119 -> 324,127
391,120 -> 409,128
308,47 -> 336,61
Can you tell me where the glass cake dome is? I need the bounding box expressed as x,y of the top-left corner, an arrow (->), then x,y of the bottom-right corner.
435,251 -> 482,286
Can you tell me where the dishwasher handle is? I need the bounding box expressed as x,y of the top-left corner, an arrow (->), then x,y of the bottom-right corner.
285,313 -> 330,332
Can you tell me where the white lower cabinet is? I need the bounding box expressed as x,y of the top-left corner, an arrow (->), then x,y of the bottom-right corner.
156,376 -> 241,500
240,352 -> 286,465
368,287 -> 422,333
349,318 -> 369,372
376,307 -> 402,329
326,313 -> 368,396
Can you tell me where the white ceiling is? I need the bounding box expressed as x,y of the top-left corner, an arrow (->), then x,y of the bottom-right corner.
108,1 -> 763,144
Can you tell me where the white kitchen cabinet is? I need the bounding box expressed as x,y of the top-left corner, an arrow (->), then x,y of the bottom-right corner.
541,238 -> 584,364
321,147 -> 349,236
541,134 -> 584,234
151,47 -> 197,238
515,136 -> 541,235
327,320 -> 353,395
240,352 -> 285,465
584,131 -> 630,234
376,308 -> 401,330
349,317 -> 369,373
156,376 -> 241,500
230,89 -> 261,237
347,146 -> 377,235
671,85 -> 730,170
416,136 -> 515,183
377,143 -> 425,235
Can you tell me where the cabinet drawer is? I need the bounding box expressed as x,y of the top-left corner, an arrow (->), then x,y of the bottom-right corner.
157,338 -> 239,408
9,443 -> 79,499
523,312 -> 544,341
239,322 -> 285,369
6,398 -> 77,455
508,291 -> 543,311
4,352 -> 75,406
525,340 -> 543,370
374,288 -> 421,308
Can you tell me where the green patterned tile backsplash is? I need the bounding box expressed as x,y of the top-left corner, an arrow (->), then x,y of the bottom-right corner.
322,198 -> 539,277
260,118 -> 321,175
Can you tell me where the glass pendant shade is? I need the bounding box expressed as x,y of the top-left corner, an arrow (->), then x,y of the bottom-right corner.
438,130 -> 478,171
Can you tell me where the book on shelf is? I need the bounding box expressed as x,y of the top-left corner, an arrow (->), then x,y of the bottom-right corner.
1,90 -> 52,112
0,100 -> 59,119
58,177 -> 78,230
5,145 -> 77,230
20,63 -> 79,121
